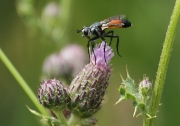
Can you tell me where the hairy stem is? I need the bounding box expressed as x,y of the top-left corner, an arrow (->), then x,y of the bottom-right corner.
144,0 -> 180,125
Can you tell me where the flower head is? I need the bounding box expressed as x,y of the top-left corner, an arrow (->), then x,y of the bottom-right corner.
68,41 -> 114,117
90,41 -> 114,69
139,77 -> 152,89
139,77 -> 152,95
59,44 -> 87,77
42,44 -> 87,81
42,53 -> 61,78
38,79 -> 70,110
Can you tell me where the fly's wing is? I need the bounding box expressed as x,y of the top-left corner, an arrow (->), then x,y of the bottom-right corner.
100,15 -> 126,30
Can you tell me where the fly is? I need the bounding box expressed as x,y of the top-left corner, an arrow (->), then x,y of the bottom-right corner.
77,15 -> 131,63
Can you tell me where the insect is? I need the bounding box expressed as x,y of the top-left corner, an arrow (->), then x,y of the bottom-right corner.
77,15 -> 131,63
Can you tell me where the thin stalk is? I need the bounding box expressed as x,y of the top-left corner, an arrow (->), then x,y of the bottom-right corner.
53,110 -> 68,126
59,0 -> 72,44
68,113 -> 82,125
0,48 -> 49,116
144,0 -> 180,125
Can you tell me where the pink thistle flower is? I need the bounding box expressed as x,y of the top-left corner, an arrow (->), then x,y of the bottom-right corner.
68,41 -> 114,117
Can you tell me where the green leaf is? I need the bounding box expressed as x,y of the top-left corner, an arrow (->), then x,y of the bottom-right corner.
121,74 -> 136,94
115,74 -> 136,105
27,106 -> 62,126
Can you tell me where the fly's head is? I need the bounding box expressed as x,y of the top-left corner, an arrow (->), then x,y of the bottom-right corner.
77,26 -> 91,39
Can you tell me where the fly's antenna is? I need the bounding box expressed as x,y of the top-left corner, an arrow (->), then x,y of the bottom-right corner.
76,29 -> 82,33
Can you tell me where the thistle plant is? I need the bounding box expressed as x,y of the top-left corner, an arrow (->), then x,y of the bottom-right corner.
114,0 -> 180,126
31,41 -> 114,126
1,0 -> 180,126
68,42 -> 113,118
115,73 -> 153,118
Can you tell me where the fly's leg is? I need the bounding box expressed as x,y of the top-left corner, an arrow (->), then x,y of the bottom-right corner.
103,31 -> 114,46
88,36 -> 99,63
87,41 -> 91,60
91,42 -> 96,64
100,36 -> 107,64
103,35 -> 121,57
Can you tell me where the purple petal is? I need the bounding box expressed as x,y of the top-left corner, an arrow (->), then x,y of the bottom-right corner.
90,41 -> 114,70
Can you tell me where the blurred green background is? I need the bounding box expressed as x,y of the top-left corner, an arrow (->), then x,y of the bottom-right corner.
1,0 -> 180,126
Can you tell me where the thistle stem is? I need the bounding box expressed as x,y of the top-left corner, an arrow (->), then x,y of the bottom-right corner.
67,113 -> 82,125
0,48 -> 49,116
53,110 -> 68,126
59,0 -> 72,44
144,0 -> 180,125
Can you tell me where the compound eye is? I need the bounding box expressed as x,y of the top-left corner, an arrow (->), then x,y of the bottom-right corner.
84,29 -> 88,36
82,28 -> 89,37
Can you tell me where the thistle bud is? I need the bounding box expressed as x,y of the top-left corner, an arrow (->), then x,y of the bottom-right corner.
38,79 -> 70,110
68,41 -> 114,117
58,44 -> 87,78
42,44 -> 87,82
42,53 -> 61,78
139,77 -> 152,95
